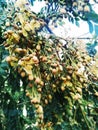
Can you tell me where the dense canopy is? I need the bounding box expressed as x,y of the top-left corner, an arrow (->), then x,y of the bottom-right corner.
0,0 -> 98,130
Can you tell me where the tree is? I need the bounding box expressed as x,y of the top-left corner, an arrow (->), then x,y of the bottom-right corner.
0,0 -> 98,130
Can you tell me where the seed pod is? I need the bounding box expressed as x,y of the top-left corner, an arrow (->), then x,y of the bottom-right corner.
6,56 -> 12,63
66,65 -> 73,70
84,5 -> 90,12
79,77 -> 84,83
78,6 -> 83,12
51,68 -> 58,75
28,74 -> 34,81
37,87 -> 42,92
35,77 -> 41,84
36,105 -> 43,114
68,70 -> 73,74
48,94 -> 52,100
47,48 -> 52,52
41,56 -> 47,62
46,75 -> 50,81
94,92 -> 98,97
83,83 -> 87,88
32,56 -> 39,63
66,75 -> 71,81
77,87 -> 82,94
14,48 -> 22,53
44,99 -> 48,105
5,21 -> 10,27
26,92 -> 30,97
36,44 -> 41,51
61,77 -> 67,81
61,85 -> 65,91
31,97 -> 39,104
23,57 -> 31,61
51,63 -> 58,67
73,2 -> 78,7
74,93 -> 81,100
40,81 -> 44,86
52,84 -> 56,89
20,71 -> 26,78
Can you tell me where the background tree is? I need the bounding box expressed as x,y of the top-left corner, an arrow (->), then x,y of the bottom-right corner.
0,0 -> 98,130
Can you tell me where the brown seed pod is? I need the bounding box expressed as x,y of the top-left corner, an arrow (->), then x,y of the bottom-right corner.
46,75 -> 51,81
31,97 -> 39,104
41,56 -> 47,62
44,99 -> 48,105
84,5 -> 90,12
66,65 -> 73,70
32,56 -> 39,63
77,87 -> 82,94
73,2 -> 78,7
6,56 -> 12,63
47,48 -> 52,52
48,94 -> 52,100
83,83 -> 88,88
61,77 -> 67,81
68,70 -> 73,74
15,48 -> 27,55
40,81 -> 44,86
26,92 -> 30,97
74,93 -> 81,100
35,77 -> 41,84
36,105 -> 43,114
22,57 -> 31,61
51,63 -> 58,67
37,87 -> 42,92
66,75 -> 71,81
28,74 -> 34,81
5,21 -> 10,27
79,77 -> 84,83
20,71 -> 26,78
52,84 -> 56,88
14,48 -> 22,53
51,68 -> 58,75
61,85 -> 65,91
94,92 -> 98,97
36,44 -> 41,51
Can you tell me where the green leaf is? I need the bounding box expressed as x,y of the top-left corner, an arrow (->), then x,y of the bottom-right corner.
0,67 -> 6,75
0,62 -> 8,69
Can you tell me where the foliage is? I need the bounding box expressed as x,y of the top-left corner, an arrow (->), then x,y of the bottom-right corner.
37,0 -> 98,35
0,0 -> 98,130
